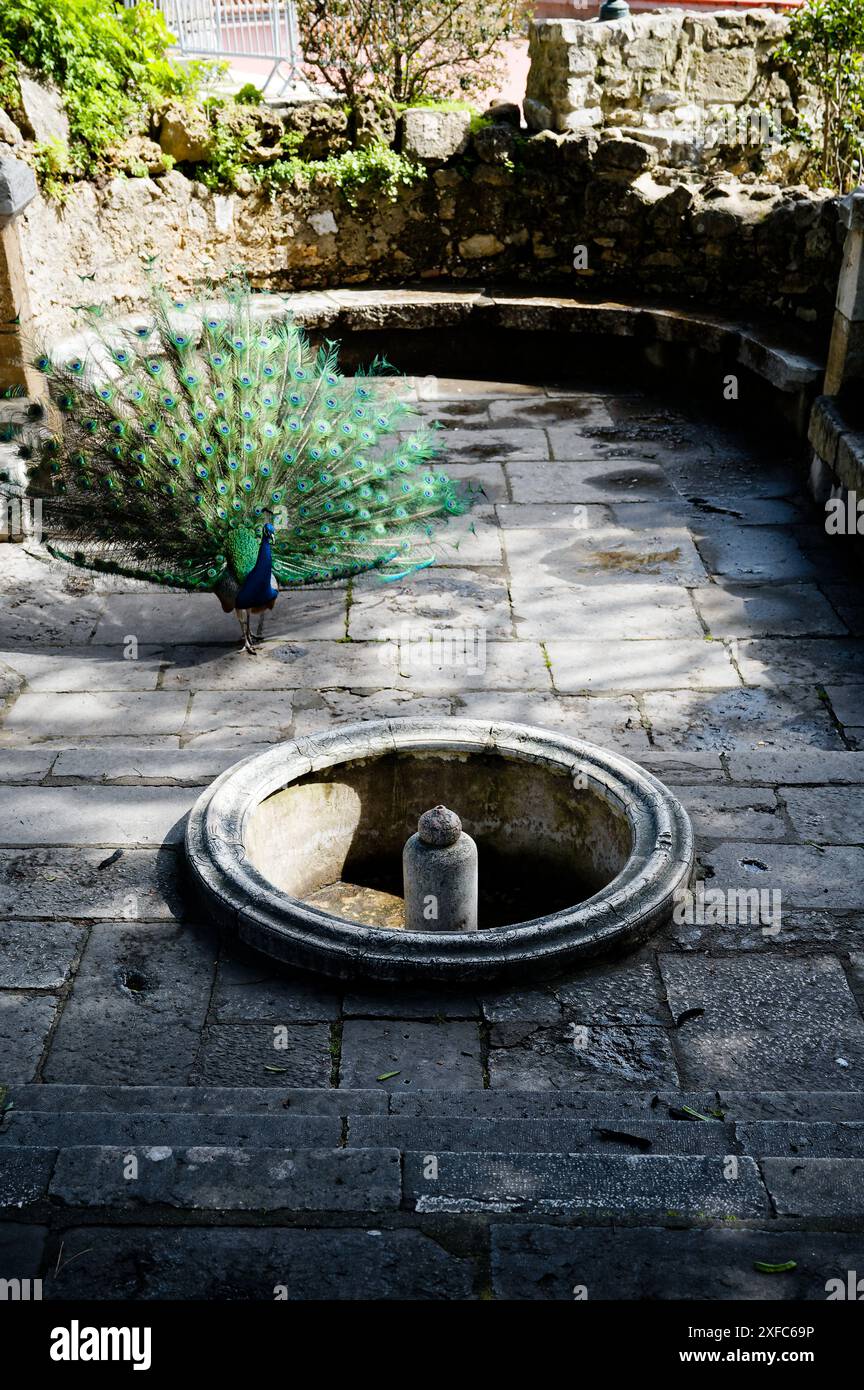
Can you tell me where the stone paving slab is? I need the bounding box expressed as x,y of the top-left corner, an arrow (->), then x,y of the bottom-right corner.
389,1089 -> 720,1118
488,396 -> 615,427
0,649 -> 163,691
761,1158 -> 864,1218
0,847 -> 184,920
443,427 -> 548,461
290,690 -> 451,736
452,692 -> 649,751
490,1226 -> 863,1300
719,1092 -> 864,1121
546,639 -> 740,691
697,841 -> 864,909
0,993 -> 57,1082
340,1021 -> 483,1090
736,1121 -> 864,1158
725,750 -> 864,783
0,750 -> 56,782
43,922 -> 216,1085
2,691 -> 189,740
406,1153 -> 769,1216
49,1145 -> 402,1213
192,1023 -> 332,1088
669,786 -> 786,840
691,583 -> 847,638
342,989 -> 480,1019
495,503 -> 613,529
48,748 -> 249,784
45,1225 -> 476,1300
510,578 -> 704,642
507,461 -> 675,504
504,526 -> 708,588
210,955 -> 339,1024
782,787 -> 864,843
0,920 -> 85,988
643,687 -> 843,751
733,638 -> 864,686
481,958 -> 669,1026
487,1022 -> 680,1090
660,955 -> 864,1091
91,592 -> 348,645
0,785 -> 193,846
692,522 -> 817,581
348,566 -> 512,640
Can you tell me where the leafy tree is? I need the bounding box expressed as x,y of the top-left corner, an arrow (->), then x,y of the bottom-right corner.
778,0 -> 864,191
296,0 -> 529,106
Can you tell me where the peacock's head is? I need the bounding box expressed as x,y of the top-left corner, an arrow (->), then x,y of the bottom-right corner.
262,521 -> 275,542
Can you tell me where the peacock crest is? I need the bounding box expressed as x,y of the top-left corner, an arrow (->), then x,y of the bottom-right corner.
9,274 -> 474,596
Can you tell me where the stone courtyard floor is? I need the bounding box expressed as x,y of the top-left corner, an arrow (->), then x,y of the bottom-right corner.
2,373 -> 864,1299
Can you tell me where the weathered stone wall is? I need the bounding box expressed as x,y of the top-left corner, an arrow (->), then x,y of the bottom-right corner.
15,132 -> 841,346
525,11 -> 810,173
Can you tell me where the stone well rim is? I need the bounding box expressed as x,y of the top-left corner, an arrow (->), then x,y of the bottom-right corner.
184,717 -> 694,982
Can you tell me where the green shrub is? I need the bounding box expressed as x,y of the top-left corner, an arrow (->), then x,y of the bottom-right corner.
778,0 -> 864,191
234,82 -> 264,106
0,0 -> 213,177
254,141 -> 424,205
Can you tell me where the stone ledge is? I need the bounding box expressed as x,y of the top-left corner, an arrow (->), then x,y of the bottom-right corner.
50,287 -> 824,400
809,394 -> 864,493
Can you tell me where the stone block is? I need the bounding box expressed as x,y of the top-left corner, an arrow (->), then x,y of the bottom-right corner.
401,109 -> 471,161
47,1226 -> 473,1300
192,1022 -> 332,1088
50,1145 -> 402,1213
340,1020 -> 483,1090
0,157 -> 37,221
404,1151 -> 769,1216
44,922 -> 216,1085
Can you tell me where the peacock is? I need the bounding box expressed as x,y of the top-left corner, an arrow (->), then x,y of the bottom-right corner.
6,275 -> 473,652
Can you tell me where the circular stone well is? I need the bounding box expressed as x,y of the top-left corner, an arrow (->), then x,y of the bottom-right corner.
185,719 -> 694,983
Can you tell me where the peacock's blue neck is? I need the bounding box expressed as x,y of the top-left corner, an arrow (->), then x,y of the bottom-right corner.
248,537 -> 272,583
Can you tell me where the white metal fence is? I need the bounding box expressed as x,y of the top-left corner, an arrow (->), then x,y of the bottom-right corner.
131,0 -> 303,92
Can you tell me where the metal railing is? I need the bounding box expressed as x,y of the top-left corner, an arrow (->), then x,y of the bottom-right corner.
131,0 -> 303,93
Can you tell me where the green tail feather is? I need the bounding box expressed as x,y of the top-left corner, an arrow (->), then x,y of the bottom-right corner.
10,274 -> 474,589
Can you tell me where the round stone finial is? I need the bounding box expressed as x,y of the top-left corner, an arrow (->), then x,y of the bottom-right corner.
417,804 -> 462,847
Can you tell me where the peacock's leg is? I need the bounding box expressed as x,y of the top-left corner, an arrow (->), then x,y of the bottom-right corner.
235,609 -> 257,655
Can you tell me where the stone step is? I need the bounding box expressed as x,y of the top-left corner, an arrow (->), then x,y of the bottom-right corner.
5,1110 -> 861,1159
4,1144 -> 864,1219
491,1226 -> 864,1301
737,1121 -> 864,1159
0,1112 -> 342,1149
6,1085 -> 864,1126
404,1152 -> 772,1217
42,1225 -> 478,1301
5,1085 -> 386,1115
0,1146 -> 401,1213
348,1116 -> 738,1155
388,1090 -> 864,1122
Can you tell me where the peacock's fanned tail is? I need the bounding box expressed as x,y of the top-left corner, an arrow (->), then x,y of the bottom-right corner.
9,275 -> 474,590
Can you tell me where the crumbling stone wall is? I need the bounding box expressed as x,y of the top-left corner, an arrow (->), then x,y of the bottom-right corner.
0,14 -> 843,359
525,11 -> 811,173
13,130 -> 841,347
